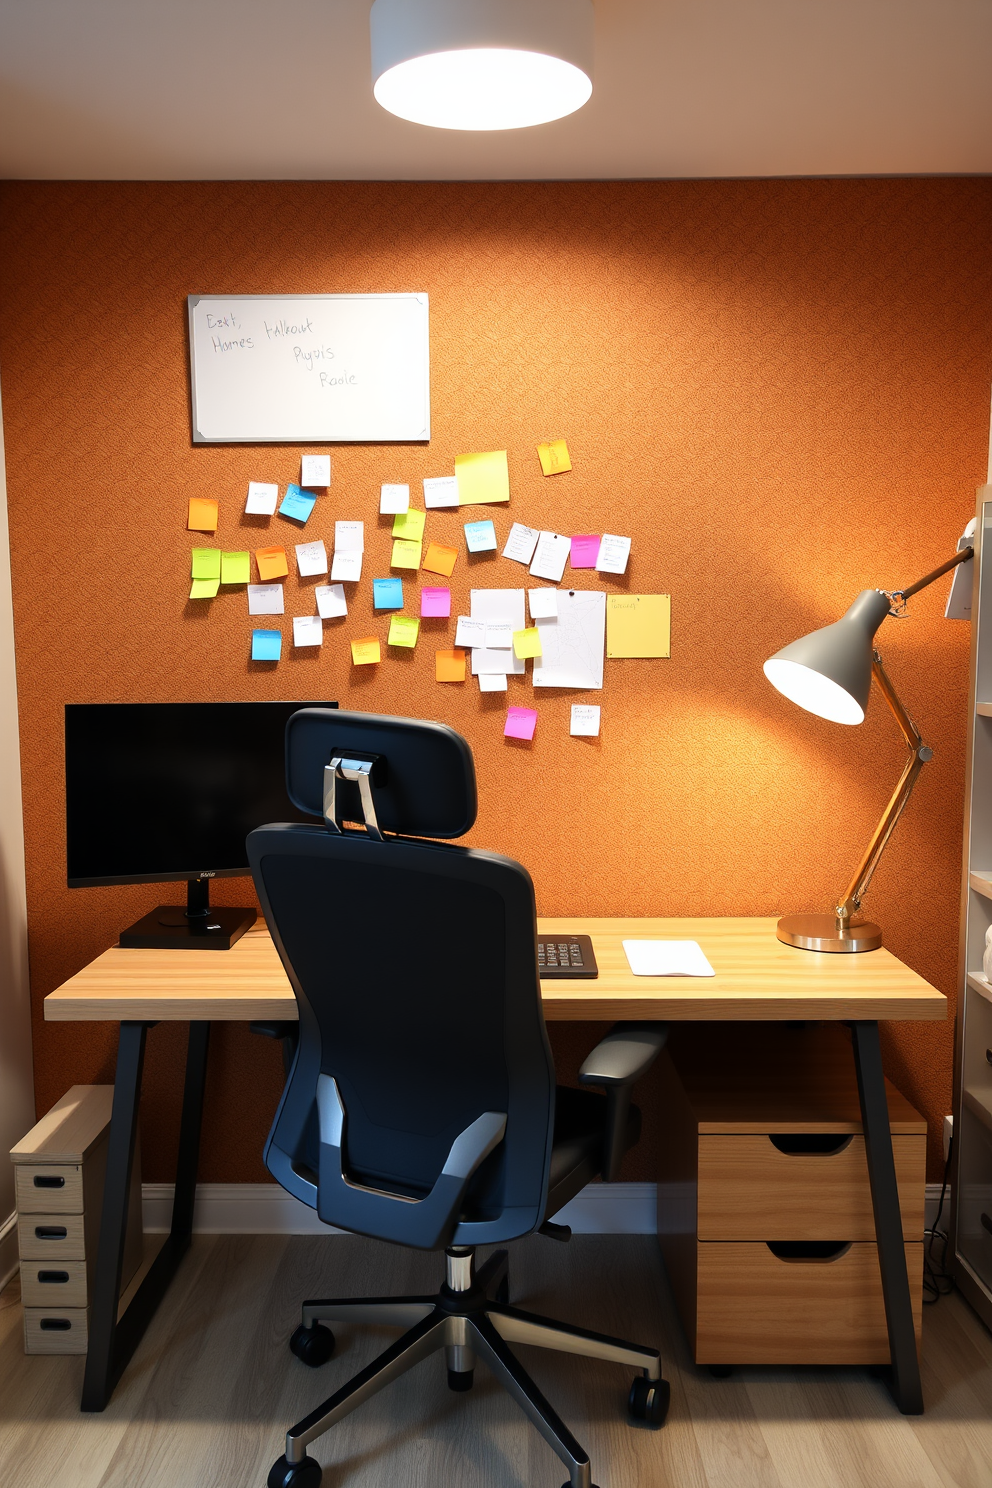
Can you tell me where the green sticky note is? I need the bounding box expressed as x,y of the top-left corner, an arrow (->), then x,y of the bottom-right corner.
388,615 -> 420,648
189,578 -> 220,599
221,551 -> 250,584
191,548 -> 221,580
392,508 -> 426,542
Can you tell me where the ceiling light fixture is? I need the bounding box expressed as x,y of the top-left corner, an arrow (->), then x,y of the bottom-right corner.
370,0 -> 594,132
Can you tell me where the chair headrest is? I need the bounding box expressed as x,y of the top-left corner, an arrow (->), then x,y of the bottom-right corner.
285,709 -> 477,839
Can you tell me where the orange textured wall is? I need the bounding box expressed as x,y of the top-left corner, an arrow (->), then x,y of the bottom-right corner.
1,180 -> 990,1184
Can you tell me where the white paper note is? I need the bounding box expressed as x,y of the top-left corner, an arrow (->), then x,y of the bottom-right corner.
470,589 -> 526,675
315,583 -> 347,619
301,455 -> 331,488
334,521 -> 364,551
503,523 -> 540,565
423,476 -> 459,509
293,615 -> 323,647
245,481 -> 279,515
529,532 -> 570,583
247,583 -> 284,615
295,541 -> 328,577
485,623 -> 513,648
454,616 -> 486,648
622,940 -> 715,977
595,534 -> 631,576
331,549 -> 363,582
380,483 -> 410,514
945,519 -> 977,620
570,705 -> 601,736
478,673 -> 508,692
534,590 -> 606,690
529,588 -> 559,619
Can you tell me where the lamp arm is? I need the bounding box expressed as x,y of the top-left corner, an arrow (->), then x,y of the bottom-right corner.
888,545 -> 973,612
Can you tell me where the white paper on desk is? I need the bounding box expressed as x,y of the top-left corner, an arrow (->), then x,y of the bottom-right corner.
423,476 -> 459,509
315,583 -> 347,619
331,549 -> 363,582
334,521 -> 364,551
380,483 -> 409,514
245,481 -> 279,515
295,541 -> 328,577
622,940 -> 715,977
470,589 -> 525,675
301,455 -> 331,488
533,590 -> 605,689
529,587 -> 558,620
596,534 -> 631,575
478,672 -> 507,692
455,615 -> 486,648
503,523 -> 540,565
293,615 -> 323,647
529,532 -> 570,583
248,583 -> 284,615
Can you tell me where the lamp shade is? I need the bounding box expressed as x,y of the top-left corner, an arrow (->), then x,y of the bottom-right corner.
763,589 -> 891,725
370,0 -> 594,131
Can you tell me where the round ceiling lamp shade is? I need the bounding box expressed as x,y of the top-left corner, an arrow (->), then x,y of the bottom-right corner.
763,589 -> 891,725
370,0 -> 594,131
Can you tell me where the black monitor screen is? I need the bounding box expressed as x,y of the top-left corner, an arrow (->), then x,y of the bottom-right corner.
65,701 -> 336,887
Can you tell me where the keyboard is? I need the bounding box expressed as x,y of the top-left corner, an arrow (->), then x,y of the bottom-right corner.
537,934 -> 598,979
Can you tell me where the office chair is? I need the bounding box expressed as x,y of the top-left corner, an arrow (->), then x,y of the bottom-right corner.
247,710 -> 669,1488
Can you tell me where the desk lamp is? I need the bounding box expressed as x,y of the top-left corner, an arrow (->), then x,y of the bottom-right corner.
763,546 -> 973,952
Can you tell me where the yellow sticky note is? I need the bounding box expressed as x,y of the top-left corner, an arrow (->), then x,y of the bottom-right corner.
436,648 -> 466,682
220,551 -> 250,585
513,627 -> 543,659
537,439 -> 572,476
188,497 -> 218,532
388,615 -> 420,648
423,542 -> 457,577
392,509 -> 425,541
606,595 -> 671,658
189,578 -> 219,599
455,450 -> 510,506
191,548 -> 221,580
351,636 -> 381,665
391,538 -> 422,569
256,545 -> 289,581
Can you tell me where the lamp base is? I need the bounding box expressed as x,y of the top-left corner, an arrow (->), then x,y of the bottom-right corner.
776,913 -> 882,954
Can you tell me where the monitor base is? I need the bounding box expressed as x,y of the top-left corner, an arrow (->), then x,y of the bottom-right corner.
119,906 -> 257,951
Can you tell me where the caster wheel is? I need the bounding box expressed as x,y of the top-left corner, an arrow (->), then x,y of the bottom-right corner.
289,1323 -> 335,1367
448,1367 -> 474,1391
267,1454 -> 322,1488
707,1364 -> 733,1379
627,1374 -> 670,1429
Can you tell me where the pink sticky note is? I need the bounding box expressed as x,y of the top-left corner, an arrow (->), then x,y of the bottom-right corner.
570,534 -> 601,569
505,706 -> 538,741
421,586 -> 451,618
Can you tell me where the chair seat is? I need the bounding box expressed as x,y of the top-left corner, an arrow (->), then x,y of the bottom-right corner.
546,1085 -> 642,1219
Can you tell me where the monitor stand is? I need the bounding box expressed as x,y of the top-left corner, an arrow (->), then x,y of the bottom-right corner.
119,877 -> 257,951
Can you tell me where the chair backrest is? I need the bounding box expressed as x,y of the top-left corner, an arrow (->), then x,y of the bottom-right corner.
247,710 -> 556,1250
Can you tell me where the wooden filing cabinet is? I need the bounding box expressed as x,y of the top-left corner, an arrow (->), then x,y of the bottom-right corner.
656,1025 -> 926,1366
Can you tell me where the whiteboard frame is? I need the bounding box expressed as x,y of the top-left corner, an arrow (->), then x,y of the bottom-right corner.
187,293 -> 430,445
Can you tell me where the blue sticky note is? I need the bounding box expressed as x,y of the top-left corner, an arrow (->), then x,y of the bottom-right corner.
464,519 -> 498,554
373,578 -> 404,609
279,484 -> 317,524
251,628 -> 282,661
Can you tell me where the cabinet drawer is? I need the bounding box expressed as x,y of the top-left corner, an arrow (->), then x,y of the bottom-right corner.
697,1134 -> 926,1240
14,1164 -> 83,1215
23,1307 -> 88,1355
18,1213 -> 87,1262
695,1240 -> 923,1365
20,1259 -> 88,1309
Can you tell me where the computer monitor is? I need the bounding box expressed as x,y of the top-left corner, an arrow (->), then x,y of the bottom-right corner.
65,700 -> 337,949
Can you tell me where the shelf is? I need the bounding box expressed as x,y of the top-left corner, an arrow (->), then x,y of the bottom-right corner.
967,973 -> 992,1006
978,703 -> 992,717
971,872 -> 992,902
964,1087 -> 992,1139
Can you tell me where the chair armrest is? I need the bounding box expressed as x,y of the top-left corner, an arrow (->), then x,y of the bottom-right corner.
577,1022 -> 668,1181
249,1020 -> 299,1078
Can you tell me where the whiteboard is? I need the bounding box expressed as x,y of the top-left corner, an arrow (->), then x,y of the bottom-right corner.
187,293 -> 430,444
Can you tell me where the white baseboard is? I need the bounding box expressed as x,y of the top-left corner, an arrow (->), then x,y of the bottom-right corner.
0,1209 -> 19,1291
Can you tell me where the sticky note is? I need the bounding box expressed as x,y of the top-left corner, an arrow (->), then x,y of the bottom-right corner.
293,615 -> 323,647
373,578 -> 404,609
189,579 -> 219,599
423,476 -> 459,509
221,551 -> 250,584
335,521 -> 364,551
503,523 -> 539,564
571,705 -> 601,737
455,616 -> 486,648
248,584 -> 284,615
279,484 -> 316,523
606,594 -> 671,658
388,615 -> 420,648
478,673 -> 507,692
421,587 -> 451,618
529,588 -> 558,619
596,534 -> 631,576
435,648 -> 466,682
255,546 -> 289,581
295,541 -> 328,577
351,637 -> 381,665
191,548 -> 221,580
331,549 -> 363,582
570,534 -> 601,569
465,520 -> 497,554
315,584 -> 347,619
251,628 -> 282,662
505,706 -> 537,741
245,482 -> 278,515
380,483 -> 410,514
529,532 -> 570,583
423,542 -> 457,577
188,498 -> 218,532
486,623 -> 513,648
537,439 -> 571,475
513,628 -> 542,659
391,538 -> 422,569
455,450 -> 510,506
301,455 -> 331,488
392,508 -> 425,541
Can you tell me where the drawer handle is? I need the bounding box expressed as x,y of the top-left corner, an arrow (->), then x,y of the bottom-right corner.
766,1241 -> 852,1263
768,1135 -> 853,1157
37,1271 -> 70,1284
981,1213 -> 992,1236
39,1318 -> 73,1332
32,1175 -> 65,1189
34,1226 -> 68,1241
986,1049 -> 992,1066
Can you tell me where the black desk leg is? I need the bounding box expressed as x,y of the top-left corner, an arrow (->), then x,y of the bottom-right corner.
850,1020 -> 924,1415
81,1020 -> 211,1412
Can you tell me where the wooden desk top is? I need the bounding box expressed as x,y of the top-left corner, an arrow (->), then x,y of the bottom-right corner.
44,917 -> 947,1024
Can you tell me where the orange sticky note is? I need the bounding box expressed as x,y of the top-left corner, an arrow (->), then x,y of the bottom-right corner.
436,648 -> 466,682
537,439 -> 572,476
423,542 -> 458,578
256,545 -> 289,581
188,497 -> 218,532
351,636 -> 381,665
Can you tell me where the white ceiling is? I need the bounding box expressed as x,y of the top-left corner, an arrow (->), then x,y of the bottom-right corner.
0,0 -> 989,181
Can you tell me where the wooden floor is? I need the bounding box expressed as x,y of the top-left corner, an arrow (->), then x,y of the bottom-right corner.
2,1235 -> 992,1488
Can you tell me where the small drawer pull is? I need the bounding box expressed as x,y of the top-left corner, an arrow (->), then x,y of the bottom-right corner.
766,1241 -> 852,1263
39,1318 -> 73,1332
34,1226 -> 68,1241
981,1212 -> 992,1236
986,1049 -> 992,1066
32,1175 -> 66,1189
768,1135 -> 853,1157
36,1271 -> 70,1285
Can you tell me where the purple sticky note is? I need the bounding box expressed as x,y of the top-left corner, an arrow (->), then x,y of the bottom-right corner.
570,534 -> 601,569
505,706 -> 538,741
421,586 -> 451,618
